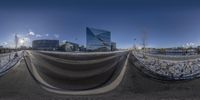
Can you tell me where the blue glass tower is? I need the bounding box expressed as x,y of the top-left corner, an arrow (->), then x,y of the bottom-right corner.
86,27 -> 111,51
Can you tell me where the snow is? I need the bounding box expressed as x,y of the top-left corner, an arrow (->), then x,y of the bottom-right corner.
0,51 -> 24,75
133,51 -> 200,80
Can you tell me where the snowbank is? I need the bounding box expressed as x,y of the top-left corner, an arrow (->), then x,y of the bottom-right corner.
0,51 -> 24,75
133,51 -> 200,80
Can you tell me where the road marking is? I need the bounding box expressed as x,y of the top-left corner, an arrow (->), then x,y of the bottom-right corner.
42,53 -> 130,95
27,52 -> 59,89
26,51 -> 130,95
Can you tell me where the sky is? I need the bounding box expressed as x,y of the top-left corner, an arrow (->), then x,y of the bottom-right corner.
1,0 -> 200,48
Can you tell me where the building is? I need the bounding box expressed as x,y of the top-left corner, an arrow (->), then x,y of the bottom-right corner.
20,46 -> 27,50
111,42 -> 117,51
197,46 -> 200,54
86,27 -> 111,51
32,40 -> 59,51
148,47 -> 197,55
79,45 -> 86,52
0,46 -> 3,49
60,41 -> 79,52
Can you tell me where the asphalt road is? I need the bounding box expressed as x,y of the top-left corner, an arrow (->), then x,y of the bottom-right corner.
1,53 -> 200,99
24,51 -> 128,91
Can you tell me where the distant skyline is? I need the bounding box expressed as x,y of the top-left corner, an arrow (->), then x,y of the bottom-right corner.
1,0 -> 200,48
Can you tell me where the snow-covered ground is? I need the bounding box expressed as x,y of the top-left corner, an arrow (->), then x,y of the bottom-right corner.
0,51 -> 24,75
133,51 -> 200,80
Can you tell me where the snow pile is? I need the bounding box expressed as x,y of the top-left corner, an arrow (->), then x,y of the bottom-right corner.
133,51 -> 200,80
0,51 -> 24,75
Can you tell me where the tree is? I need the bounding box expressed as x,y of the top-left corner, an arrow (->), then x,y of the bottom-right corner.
15,33 -> 19,49
141,31 -> 148,53
133,38 -> 136,50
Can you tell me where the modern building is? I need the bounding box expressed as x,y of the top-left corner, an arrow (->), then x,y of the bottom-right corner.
86,27 -> 111,51
111,42 -> 117,51
60,41 -> 79,52
32,40 -> 59,51
79,45 -> 86,52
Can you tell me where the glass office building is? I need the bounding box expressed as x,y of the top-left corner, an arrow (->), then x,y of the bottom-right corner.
32,40 -> 59,51
86,27 -> 111,51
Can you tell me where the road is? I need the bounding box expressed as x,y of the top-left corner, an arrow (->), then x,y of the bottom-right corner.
24,51 -> 128,92
0,52 -> 200,99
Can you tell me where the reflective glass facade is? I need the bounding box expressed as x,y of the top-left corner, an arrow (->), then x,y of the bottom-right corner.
86,27 -> 111,51
32,40 -> 59,51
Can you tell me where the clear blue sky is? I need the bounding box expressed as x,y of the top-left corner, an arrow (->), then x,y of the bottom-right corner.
0,0 -> 200,48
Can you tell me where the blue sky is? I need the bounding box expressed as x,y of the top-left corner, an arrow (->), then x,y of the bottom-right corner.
1,0 -> 200,48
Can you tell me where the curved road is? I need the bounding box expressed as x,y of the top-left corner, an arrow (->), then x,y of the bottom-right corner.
24,51 -> 129,91
0,51 -> 200,99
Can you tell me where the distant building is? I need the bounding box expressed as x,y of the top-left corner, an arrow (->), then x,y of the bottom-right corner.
86,27 -> 111,51
111,42 -> 117,51
0,46 -> 3,49
197,46 -> 200,54
149,47 -> 197,55
60,41 -> 79,52
20,46 -> 27,50
79,45 -> 86,52
32,40 -> 59,51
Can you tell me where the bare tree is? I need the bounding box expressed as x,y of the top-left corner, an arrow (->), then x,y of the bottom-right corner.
133,38 -> 136,50
141,31 -> 148,53
15,33 -> 19,49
